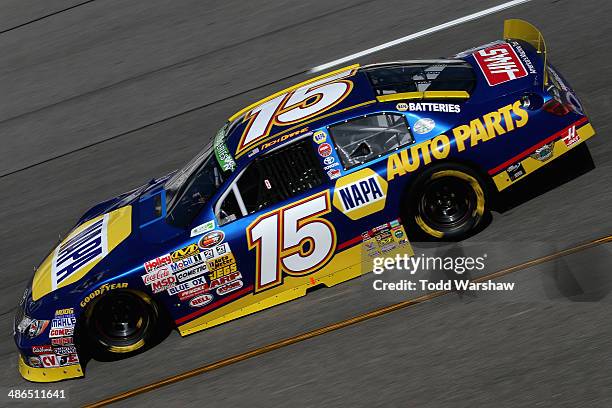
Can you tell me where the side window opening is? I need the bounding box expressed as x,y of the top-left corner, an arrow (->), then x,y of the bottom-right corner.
329,113 -> 413,169
365,63 -> 476,95
218,186 -> 241,225
217,137 -> 325,223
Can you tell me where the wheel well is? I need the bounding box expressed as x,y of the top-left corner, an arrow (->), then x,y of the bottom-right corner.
76,289 -> 173,353
397,158 -> 498,235
399,158 -> 496,209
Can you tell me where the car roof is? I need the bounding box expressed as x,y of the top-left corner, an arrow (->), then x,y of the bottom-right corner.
220,60 -> 475,167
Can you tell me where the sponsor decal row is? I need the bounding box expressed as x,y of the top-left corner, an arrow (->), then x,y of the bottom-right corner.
29,353 -> 79,369
177,272 -> 243,302
28,308 -> 78,369
361,218 -> 410,258
49,308 -> 76,338
141,231 -> 243,307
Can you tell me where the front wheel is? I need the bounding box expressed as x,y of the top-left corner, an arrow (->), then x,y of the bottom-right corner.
85,290 -> 159,357
405,164 -> 488,240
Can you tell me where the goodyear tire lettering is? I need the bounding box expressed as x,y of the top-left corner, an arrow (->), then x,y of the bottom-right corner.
80,282 -> 128,308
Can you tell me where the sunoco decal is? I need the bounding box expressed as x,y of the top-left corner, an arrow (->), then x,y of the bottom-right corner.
473,43 -> 528,86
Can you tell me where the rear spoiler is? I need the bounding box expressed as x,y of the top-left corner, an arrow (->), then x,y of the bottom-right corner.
503,19 -> 548,86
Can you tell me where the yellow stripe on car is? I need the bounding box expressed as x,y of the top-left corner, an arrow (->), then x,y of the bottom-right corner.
376,90 -> 470,103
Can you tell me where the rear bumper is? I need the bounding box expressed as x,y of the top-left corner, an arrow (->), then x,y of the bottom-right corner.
490,118 -> 595,191
18,355 -> 83,383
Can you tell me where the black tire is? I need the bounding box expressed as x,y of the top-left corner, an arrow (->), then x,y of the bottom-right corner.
404,163 -> 488,240
85,290 -> 159,357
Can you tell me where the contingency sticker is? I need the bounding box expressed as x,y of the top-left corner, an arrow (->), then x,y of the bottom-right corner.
361,219 -> 411,258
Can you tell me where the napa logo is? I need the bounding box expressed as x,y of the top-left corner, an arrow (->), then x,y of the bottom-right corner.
332,168 -> 387,220
52,216 -> 108,289
32,206 -> 133,301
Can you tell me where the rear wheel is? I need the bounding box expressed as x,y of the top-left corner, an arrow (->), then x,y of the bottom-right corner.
86,290 -> 159,356
406,164 -> 488,240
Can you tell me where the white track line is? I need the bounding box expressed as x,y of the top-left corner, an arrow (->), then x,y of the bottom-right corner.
310,0 -> 533,73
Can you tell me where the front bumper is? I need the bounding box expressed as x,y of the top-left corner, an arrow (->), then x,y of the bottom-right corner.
15,287 -> 84,382
18,355 -> 83,382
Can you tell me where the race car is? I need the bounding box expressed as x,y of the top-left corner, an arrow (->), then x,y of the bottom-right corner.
15,19 -> 595,382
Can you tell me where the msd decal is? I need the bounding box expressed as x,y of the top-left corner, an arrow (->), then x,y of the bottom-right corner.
332,168 -> 387,220
151,275 -> 177,293
473,43 -> 528,86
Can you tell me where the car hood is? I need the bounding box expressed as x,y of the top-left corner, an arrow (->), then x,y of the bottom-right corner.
30,172 -> 181,301
31,206 -> 133,301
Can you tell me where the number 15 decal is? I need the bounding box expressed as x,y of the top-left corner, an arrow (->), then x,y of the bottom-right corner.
237,68 -> 356,154
247,191 -> 337,292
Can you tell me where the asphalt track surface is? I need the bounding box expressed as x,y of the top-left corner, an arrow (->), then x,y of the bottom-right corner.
0,0 -> 611,406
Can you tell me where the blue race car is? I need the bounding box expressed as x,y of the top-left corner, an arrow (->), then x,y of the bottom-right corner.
15,20 -> 595,382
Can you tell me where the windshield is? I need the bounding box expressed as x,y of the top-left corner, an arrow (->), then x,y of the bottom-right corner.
165,124 -> 236,228
166,149 -> 225,227
165,144 -> 213,205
